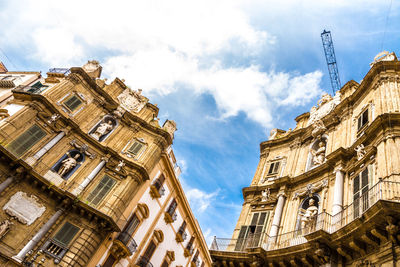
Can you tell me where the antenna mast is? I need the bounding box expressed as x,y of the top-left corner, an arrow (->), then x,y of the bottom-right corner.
321,30 -> 341,94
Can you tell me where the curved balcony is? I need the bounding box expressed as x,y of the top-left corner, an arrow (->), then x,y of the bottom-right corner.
211,177 -> 400,264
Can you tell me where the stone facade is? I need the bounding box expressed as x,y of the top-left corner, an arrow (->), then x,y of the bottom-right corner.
210,52 -> 400,266
0,63 -> 211,266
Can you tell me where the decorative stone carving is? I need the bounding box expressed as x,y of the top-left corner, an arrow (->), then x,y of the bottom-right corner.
385,216 -> 400,245
117,88 -> 148,113
163,120 -> 177,139
307,92 -> 341,126
292,179 -> 328,200
0,109 -> 10,120
115,160 -> 125,172
370,51 -> 397,68
355,144 -> 366,160
311,120 -> 326,138
310,140 -> 326,166
314,242 -> 330,264
261,189 -> 270,202
82,60 -> 102,79
3,192 -> 46,225
0,219 -> 12,239
70,139 -> 96,159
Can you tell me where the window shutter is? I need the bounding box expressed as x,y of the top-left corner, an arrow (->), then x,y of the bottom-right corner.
86,175 -> 116,206
53,222 -> 79,246
127,141 -> 144,155
9,124 -> 46,156
234,226 -> 248,251
258,212 -> 267,225
64,95 -> 82,111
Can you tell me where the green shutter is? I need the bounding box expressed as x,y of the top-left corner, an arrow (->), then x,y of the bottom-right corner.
8,124 -> 46,157
127,141 -> 143,155
64,95 -> 82,111
53,222 -> 79,246
86,175 -> 116,206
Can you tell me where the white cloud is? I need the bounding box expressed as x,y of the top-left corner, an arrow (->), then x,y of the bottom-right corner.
185,187 -> 219,213
0,0 -> 327,128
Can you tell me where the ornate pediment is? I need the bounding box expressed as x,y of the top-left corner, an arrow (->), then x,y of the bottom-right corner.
307,92 -> 341,126
292,179 -> 328,200
117,88 -> 149,113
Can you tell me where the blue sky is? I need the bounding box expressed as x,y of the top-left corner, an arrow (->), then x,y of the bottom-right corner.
1,0 -> 400,243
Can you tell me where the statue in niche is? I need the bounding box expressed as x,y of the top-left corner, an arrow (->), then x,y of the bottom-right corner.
115,160 -> 125,172
310,141 -> 326,166
58,154 -> 80,177
355,144 -> 366,160
91,119 -> 114,140
0,219 -> 12,239
301,198 -> 318,229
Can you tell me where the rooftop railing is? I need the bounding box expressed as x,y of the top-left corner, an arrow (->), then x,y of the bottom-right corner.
211,177 -> 400,252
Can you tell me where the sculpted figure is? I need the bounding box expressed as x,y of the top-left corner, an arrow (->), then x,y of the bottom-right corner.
318,93 -> 333,107
301,199 -> 318,229
115,160 -> 125,172
91,120 -> 114,140
261,189 -> 270,202
310,141 -> 326,166
0,220 -> 12,239
58,154 -> 80,177
355,144 -> 366,160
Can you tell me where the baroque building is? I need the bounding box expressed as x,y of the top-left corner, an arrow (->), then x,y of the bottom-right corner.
210,51 -> 400,266
0,61 -> 211,267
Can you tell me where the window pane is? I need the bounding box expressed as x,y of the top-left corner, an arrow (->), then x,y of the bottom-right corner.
268,163 -> 274,174
64,95 -> 82,111
258,212 -> 267,225
53,222 -> 79,246
362,109 -> 368,125
86,175 -> 116,206
8,124 -> 46,156
125,214 -> 140,235
143,241 -> 156,258
361,168 -> 369,188
353,176 -> 359,195
273,162 -> 280,174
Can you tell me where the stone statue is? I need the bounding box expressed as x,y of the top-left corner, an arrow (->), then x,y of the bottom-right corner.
355,144 -> 366,160
310,141 -> 326,166
115,160 -> 125,172
261,189 -> 270,202
0,219 -> 12,239
58,154 -> 80,177
91,120 -> 114,140
301,199 -> 318,229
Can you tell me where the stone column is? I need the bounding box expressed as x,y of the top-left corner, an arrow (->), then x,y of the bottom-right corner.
269,191 -> 286,244
26,131 -> 66,165
13,209 -> 64,262
332,166 -> 344,215
0,176 -> 14,194
72,157 -> 108,195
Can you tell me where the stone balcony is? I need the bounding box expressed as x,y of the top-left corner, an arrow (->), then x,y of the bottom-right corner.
210,177 -> 400,266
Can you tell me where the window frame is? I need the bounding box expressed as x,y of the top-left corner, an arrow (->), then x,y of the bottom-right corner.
86,174 -> 117,207
357,108 -> 369,132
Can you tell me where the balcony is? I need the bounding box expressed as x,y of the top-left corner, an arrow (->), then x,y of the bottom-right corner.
116,232 -> 137,255
176,229 -> 187,243
42,239 -> 68,262
211,177 -> 400,259
149,183 -> 165,199
136,255 -> 153,267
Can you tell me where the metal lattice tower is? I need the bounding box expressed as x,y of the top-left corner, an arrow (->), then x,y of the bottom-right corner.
321,30 -> 341,94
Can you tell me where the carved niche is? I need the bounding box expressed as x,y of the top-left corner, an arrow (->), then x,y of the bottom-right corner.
3,192 -> 46,225
117,88 -> 149,113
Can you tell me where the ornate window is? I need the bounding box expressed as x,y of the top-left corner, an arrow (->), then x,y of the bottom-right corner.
122,138 -> 147,159
8,124 -> 47,157
42,222 -> 80,262
86,175 -> 116,206
136,230 -> 163,267
191,249 -> 200,267
164,198 -> 178,223
116,213 -> 140,254
150,173 -> 166,198
89,115 -> 118,142
51,150 -> 85,180
63,95 -> 83,112
184,236 -> 195,257
176,221 -> 187,243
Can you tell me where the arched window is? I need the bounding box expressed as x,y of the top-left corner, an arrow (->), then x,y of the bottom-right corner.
89,115 -> 118,142
51,150 -> 85,180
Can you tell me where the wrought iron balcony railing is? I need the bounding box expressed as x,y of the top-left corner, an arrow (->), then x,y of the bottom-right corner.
116,232 -> 138,254
211,177 -> 400,252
